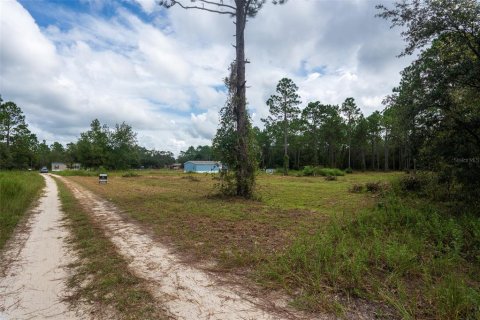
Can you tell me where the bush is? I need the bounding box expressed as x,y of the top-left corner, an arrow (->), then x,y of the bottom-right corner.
324,175 -> 337,181
345,167 -> 353,174
316,168 -> 345,177
365,181 -> 391,193
302,166 -> 315,176
399,174 -> 425,192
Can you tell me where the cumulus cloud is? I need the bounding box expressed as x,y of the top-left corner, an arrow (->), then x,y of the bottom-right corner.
0,0 -> 412,156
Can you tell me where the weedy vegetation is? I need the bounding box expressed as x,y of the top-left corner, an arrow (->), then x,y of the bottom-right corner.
0,171 -> 44,249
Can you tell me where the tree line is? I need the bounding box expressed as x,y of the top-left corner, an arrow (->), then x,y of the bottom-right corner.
255,78 -> 392,174
0,99 -> 175,170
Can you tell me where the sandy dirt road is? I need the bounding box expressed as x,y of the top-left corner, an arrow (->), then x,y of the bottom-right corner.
58,176 -> 328,320
0,174 -> 84,320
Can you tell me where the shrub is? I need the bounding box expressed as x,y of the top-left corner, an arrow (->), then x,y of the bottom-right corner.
324,175 -> 337,181
302,166 -> 315,176
399,174 -> 425,192
345,167 -> 353,174
366,181 -> 381,193
316,168 -> 345,177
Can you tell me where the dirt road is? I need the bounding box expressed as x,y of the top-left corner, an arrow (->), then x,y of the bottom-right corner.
0,174 -> 327,319
59,176 -> 325,320
0,174 -> 84,319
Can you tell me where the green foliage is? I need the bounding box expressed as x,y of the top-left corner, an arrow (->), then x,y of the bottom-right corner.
0,171 -> 44,249
378,0 -> 480,205
264,78 -> 301,175
345,167 -> 353,174
317,168 -> 345,177
178,145 -> 213,164
259,190 -> 480,318
399,174 -> 429,192
0,99 -> 38,169
213,61 -> 257,198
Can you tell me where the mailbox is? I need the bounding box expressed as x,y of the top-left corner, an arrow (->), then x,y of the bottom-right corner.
99,173 -> 108,184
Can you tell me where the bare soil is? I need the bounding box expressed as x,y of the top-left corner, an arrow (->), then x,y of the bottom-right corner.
0,174 -> 87,319
57,176 -> 333,320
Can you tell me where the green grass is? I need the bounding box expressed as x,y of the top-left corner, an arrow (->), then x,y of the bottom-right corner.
258,193 -> 480,319
0,171 -> 44,250
55,178 -> 167,319
63,170 -> 479,318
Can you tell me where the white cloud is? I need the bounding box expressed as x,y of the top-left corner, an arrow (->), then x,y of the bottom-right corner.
132,0 -> 158,14
0,0 -> 413,156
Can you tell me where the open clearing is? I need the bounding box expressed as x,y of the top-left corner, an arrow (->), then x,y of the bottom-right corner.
64,170 -> 400,318
0,174 -> 84,319
3,170 -> 476,319
58,175 -> 324,320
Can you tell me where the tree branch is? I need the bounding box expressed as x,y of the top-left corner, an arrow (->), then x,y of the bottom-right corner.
198,0 -> 236,11
162,0 -> 235,15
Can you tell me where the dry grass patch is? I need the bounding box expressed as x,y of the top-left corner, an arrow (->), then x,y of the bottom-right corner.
66,171 -> 396,270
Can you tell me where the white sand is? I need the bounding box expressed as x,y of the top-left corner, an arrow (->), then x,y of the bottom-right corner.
0,174 -> 85,319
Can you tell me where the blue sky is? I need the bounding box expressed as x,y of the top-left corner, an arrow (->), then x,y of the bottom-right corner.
1,0 -> 412,155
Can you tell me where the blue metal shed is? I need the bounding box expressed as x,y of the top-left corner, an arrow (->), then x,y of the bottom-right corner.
184,161 -> 221,173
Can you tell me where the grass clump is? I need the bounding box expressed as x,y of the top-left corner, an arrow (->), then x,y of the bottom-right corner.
122,172 -> 140,178
182,175 -> 200,182
324,175 -> 337,181
55,178 -> 166,319
349,183 -> 364,193
301,166 -> 345,177
0,171 -> 44,249
259,192 -> 480,319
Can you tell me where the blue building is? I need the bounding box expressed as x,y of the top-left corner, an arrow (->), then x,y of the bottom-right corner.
183,161 -> 222,173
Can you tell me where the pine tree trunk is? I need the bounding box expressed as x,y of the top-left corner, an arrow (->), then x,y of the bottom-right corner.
371,142 -> 375,170
392,147 -> 395,170
361,148 -> 366,171
234,3 -> 253,198
384,132 -> 389,171
283,111 -> 288,175
348,142 -> 351,169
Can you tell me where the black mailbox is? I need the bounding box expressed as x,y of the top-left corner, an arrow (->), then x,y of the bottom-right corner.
99,173 -> 108,184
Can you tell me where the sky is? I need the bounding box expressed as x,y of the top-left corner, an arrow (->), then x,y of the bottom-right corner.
0,0 -> 413,156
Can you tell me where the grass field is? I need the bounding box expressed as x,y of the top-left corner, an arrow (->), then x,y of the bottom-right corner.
55,178 -> 167,319
0,171 -> 44,250
65,170 -> 479,319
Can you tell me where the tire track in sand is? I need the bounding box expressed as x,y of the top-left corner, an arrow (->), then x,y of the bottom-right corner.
58,176 -> 330,320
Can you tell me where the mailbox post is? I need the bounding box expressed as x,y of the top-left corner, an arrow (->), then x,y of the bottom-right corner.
99,173 -> 108,184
